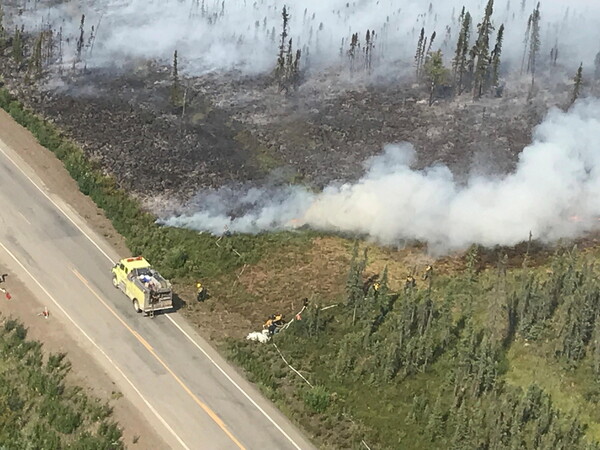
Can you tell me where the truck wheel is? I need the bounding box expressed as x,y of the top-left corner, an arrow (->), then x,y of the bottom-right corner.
112,276 -> 119,289
133,299 -> 142,313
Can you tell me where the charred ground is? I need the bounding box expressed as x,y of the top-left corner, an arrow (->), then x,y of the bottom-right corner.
1,55 -> 552,208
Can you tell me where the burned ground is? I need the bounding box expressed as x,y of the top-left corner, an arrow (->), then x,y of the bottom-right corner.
0,54 -> 551,210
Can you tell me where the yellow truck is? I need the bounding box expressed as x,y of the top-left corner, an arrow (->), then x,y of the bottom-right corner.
111,256 -> 173,315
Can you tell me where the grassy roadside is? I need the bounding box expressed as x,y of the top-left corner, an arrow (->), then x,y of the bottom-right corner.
0,315 -> 124,447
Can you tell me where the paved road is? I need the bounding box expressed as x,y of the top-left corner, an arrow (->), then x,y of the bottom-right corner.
0,139 -> 315,450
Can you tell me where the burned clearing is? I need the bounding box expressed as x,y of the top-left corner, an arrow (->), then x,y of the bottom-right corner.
12,65 -> 544,207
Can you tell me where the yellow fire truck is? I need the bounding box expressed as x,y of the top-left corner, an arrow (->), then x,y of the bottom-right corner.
111,256 -> 173,316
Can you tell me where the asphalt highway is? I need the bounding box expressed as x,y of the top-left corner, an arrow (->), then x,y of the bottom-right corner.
0,139 -> 315,450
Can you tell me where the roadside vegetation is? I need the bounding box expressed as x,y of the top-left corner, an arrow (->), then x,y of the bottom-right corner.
0,315 -> 123,448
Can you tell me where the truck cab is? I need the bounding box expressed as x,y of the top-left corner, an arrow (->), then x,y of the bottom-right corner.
111,256 -> 173,316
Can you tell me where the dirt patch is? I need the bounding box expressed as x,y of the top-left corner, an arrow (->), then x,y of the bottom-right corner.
0,263 -> 168,449
176,237 -> 351,342
239,236 -> 351,305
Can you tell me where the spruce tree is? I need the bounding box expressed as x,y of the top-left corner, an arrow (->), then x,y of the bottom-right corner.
292,49 -> 302,87
594,51 -> 600,80
424,50 -> 448,105
364,29 -> 375,74
418,36 -> 428,79
76,14 -> 85,62
12,25 -> 23,67
571,63 -> 583,107
425,394 -> 445,441
520,13 -> 532,75
415,27 -> 425,78
348,32 -> 359,74
285,37 -> 293,78
490,23 -> 504,89
453,11 -> 471,94
31,32 -> 43,79
527,2 -> 541,84
276,6 -> 289,78
472,0 -> 495,99
424,31 -> 436,62
550,40 -> 559,67
170,50 -> 182,105
0,1 -> 5,46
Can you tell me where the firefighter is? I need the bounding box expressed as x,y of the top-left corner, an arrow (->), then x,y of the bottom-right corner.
263,316 -> 273,331
423,265 -> 433,280
405,275 -> 416,290
273,314 -> 285,327
196,282 -> 207,302
263,315 -> 278,336
363,274 -> 380,294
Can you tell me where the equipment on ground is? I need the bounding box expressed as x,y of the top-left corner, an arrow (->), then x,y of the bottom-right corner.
111,256 -> 173,317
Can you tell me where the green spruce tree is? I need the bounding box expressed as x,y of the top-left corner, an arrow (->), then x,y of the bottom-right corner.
472,0 -> 495,99
12,25 -> 23,67
276,6 -> 290,79
424,49 -> 449,105
453,10 -> 471,94
490,23 -> 504,89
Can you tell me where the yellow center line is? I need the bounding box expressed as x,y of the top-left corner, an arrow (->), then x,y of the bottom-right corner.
71,267 -> 246,450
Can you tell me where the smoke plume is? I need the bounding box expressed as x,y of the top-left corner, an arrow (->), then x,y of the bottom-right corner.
163,98 -> 600,252
16,0 -> 600,76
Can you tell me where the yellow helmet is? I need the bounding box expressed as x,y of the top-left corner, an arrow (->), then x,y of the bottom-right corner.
373,282 -> 380,291
196,282 -> 202,289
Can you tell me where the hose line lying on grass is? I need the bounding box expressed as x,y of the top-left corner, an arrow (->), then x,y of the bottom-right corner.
272,342 -> 312,388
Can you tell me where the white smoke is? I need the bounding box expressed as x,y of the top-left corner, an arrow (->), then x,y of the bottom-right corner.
163,98 -> 600,252
16,0 -> 600,76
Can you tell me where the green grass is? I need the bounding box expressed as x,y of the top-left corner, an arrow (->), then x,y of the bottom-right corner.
0,317 -> 123,448
507,339 -> 600,440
